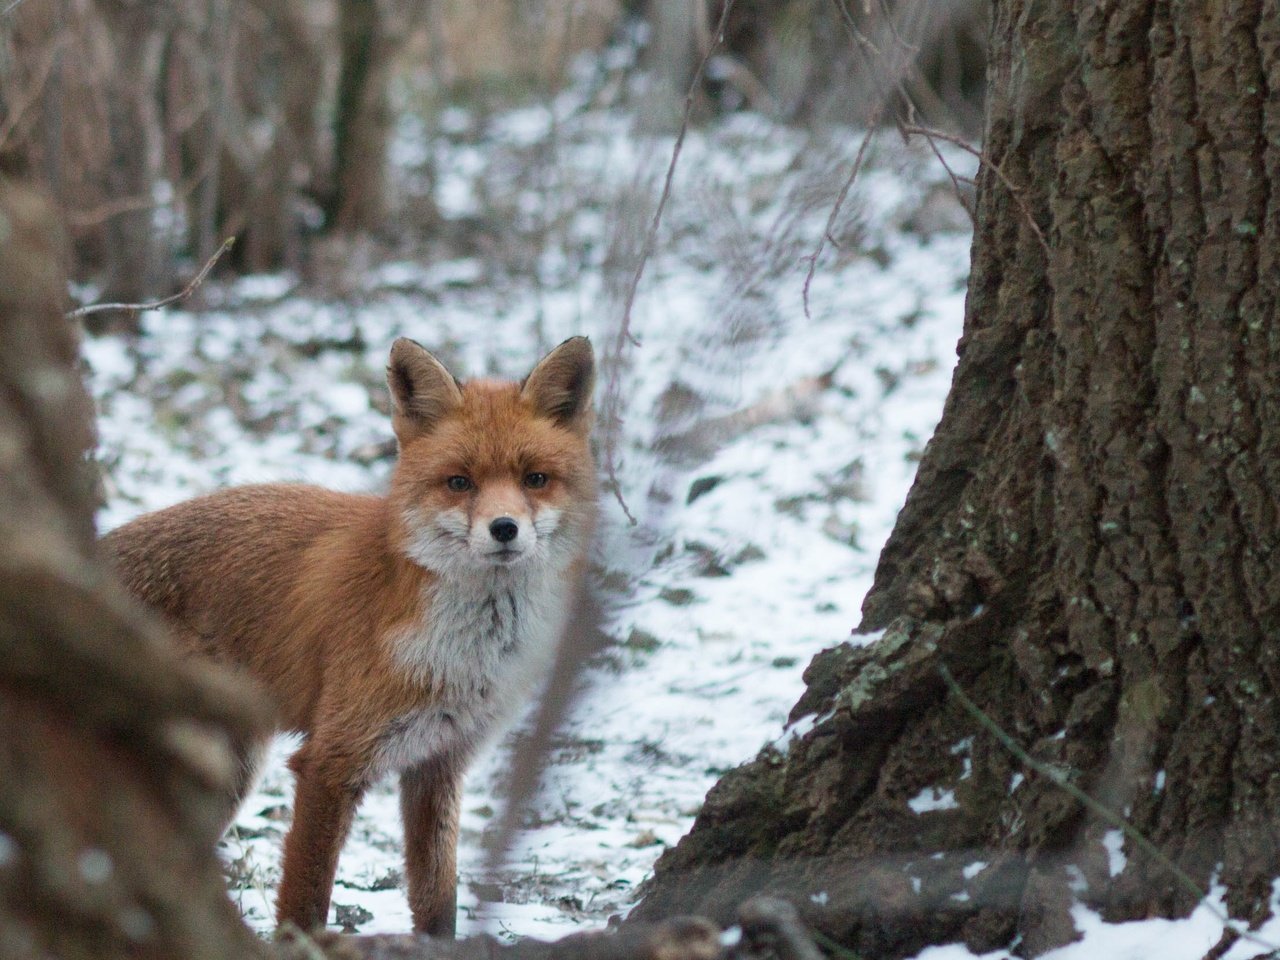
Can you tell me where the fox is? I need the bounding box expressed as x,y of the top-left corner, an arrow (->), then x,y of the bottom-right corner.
102,336 -> 597,935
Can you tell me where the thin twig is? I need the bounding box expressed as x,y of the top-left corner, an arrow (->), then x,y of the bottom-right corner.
902,124 -> 1049,255
810,0 -> 985,319
66,237 -> 235,321
0,36 -> 69,152
614,0 -> 738,348
600,0 -> 739,527
829,0 -> 884,61
801,123 -> 880,319
938,663 -> 1280,953
914,126 -> 976,225
65,154 -> 219,230
872,0 -> 921,57
805,0 -> 931,320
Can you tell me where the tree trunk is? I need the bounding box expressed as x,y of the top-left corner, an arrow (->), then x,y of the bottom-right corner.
94,1 -> 166,316
326,0 -> 396,234
632,1 -> 1280,957
240,0 -> 324,273
0,181 -> 271,959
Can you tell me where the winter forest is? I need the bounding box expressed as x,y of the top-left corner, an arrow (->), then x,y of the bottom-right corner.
3,1 -> 1280,959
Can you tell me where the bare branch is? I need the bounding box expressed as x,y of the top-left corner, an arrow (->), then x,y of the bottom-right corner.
912,126 -> 976,225
284,916 -> 726,960
805,0 -> 989,320
801,123 -> 880,319
902,124 -> 1049,255
872,0 -> 922,57
65,154 -> 219,230
66,236 -> 235,321
804,0 -> 936,320
599,0 -> 740,527
0,36 -> 69,152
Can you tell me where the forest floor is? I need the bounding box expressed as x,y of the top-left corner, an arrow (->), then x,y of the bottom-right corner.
86,84 -> 972,940
84,62 -> 1268,960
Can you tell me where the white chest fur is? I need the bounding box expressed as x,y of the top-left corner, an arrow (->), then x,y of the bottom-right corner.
378,566 -> 569,774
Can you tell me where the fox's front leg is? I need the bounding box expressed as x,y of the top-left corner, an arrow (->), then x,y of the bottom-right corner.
400,754 -> 465,936
276,741 -> 368,931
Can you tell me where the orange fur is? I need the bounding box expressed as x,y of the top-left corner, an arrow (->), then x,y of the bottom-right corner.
103,338 -> 597,935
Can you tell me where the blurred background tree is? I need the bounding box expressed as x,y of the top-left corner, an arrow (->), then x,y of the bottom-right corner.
0,0 -> 985,329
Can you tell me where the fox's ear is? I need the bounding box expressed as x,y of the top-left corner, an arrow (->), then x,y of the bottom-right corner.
387,338 -> 463,441
521,337 -> 594,435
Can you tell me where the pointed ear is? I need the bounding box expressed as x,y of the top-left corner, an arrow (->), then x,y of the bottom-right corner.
521,337 -> 594,434
387,338 -> 463,442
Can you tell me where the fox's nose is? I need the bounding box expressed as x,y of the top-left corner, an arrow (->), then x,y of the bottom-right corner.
489,517 -> 519,543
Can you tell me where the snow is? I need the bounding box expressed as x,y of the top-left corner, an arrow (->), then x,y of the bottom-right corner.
908,788 -> 960,814
1055,891 -> 1280,960
906,888 -> 1280,960
913,948 -> 1009,960
82,62 -> 1280,960
76,849 -> 114,885
1102,830 -> 1127,878
952,737 -> 974,780
719,926 -> 743,948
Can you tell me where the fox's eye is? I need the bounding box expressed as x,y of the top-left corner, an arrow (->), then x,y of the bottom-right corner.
524,472 -> 549,489
446,476 -> 473,492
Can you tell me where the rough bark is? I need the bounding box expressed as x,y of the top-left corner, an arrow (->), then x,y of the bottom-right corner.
632,0 -> 1280,957
0,181 -> 271,958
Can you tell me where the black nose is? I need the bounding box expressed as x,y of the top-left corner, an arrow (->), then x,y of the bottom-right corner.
489,517 -> 519,543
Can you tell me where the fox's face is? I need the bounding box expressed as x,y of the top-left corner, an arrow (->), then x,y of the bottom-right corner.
386,338 -> 596,577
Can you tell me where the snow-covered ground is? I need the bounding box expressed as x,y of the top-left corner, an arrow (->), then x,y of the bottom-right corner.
89,96 -> 968,937
83,65 -> 1276,960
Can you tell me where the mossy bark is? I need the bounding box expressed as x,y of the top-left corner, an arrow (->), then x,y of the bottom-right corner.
633,0 -> 1280,956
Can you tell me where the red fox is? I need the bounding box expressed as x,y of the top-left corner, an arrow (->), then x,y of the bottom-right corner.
103,337 -> 596,935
